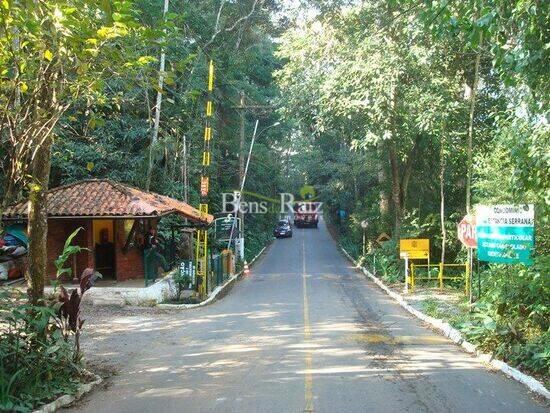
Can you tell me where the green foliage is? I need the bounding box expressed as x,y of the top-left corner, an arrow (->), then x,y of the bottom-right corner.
0,232 -> 98,411
459,260 -> 549,375
54,227 -> 87,279
172,271 -> 191,302
364,240 -> 402,284
0,291 -> 80,412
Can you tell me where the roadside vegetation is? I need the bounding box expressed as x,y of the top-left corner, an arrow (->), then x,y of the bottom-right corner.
0,239 -> 97,412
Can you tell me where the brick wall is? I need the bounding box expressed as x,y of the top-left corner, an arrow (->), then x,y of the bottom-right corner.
114,220 -> 144,281
45,218 -> 146,282
46,219 -> 93,280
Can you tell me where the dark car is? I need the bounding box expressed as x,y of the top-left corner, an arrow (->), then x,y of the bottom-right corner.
273,220 -> 293,238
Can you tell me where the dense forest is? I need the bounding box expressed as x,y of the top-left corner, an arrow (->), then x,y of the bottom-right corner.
0,0 -> 548,409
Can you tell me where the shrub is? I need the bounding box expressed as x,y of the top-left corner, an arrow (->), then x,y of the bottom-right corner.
365,240 -> 402,283
172,271 -> 191,302
0,291 -> 80,412
0,230 -> 99,411
458,259 -> 550,376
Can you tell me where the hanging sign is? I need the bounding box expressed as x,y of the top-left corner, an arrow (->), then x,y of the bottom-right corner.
476,204 -> 534,265
399,239 -> 429,260
458,215 -> 477,248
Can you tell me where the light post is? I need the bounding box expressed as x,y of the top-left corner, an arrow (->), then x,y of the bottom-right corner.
360,219 -> 369,256
229,121 -> 280,258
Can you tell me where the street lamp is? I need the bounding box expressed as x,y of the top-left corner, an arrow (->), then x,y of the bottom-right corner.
361,219 -> 369,256
241,121 -> 280,190
228,120 -> 281,255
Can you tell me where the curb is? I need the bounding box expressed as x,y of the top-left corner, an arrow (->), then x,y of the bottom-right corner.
339,246 -> 550,400
157,243 -> 270,310
32,370 -> 102,413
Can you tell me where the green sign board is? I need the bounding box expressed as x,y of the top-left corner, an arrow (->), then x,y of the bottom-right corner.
476,204 -> 534,265
214,216 -> 240,241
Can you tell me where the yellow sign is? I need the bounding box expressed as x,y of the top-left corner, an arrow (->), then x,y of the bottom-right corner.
399,239 -> 429,260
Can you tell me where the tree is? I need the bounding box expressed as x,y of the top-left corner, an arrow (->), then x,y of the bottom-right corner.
0,0 -> 139,303
275,4 -> 466,239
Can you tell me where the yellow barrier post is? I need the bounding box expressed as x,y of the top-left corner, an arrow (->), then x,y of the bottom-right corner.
410,263 -> 415,291
438,262 -> 443,289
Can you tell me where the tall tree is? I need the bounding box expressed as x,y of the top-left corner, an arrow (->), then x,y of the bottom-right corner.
0,0 -> 138,303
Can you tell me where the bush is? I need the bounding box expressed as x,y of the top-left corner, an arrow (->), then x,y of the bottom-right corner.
458,259 -> 550,376
0,291 -> 80,412
172,271 -> 191,302
0,231 -> 98,412
364,240 -> 402,284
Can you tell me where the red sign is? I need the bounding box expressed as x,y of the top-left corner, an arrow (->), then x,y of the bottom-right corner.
200,176 -> 209,197
458,215 -> 477,248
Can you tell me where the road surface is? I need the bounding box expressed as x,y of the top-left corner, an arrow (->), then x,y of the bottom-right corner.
68,220 -> 547,413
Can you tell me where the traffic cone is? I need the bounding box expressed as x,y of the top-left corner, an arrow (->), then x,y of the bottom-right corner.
243,261 -> 250,276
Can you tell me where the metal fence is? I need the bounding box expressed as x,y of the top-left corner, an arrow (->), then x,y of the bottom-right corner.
409,262 -> 470,294
206,250 -> 235,295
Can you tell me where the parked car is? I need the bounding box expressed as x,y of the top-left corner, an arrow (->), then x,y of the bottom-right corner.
273,220 -> 293,238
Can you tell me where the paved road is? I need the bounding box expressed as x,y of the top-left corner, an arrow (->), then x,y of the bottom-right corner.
69,219 -> 547,413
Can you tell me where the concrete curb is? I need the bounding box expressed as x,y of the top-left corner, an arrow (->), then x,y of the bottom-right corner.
157,244 -> 270,310
32,370 -> 102,413
339,246 -> 550,400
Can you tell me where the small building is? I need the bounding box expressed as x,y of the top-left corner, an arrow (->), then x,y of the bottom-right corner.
2,179 -> 212,282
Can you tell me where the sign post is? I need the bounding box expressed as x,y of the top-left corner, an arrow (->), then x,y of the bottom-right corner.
399,239 -> 430,260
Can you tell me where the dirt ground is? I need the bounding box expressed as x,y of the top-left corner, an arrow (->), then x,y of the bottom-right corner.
77,303 -> 177,380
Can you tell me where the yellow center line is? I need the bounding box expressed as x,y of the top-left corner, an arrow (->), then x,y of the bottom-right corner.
302,236 -> 314,412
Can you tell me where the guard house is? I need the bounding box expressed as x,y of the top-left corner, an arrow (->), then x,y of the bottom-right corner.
2,179 -> 213,282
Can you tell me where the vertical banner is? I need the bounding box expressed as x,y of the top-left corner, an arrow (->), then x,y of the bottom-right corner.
476,204 -> 535,265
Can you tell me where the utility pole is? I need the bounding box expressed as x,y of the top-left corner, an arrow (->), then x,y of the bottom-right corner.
237,92 -> 246,244
145,0 -> 170,191
182,134 -> 188,203
238,91 -> 246,191
234,92 -> 273,259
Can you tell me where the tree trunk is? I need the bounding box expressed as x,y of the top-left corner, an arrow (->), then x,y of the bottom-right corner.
145,0 -> 170,191
440,124 -> 447,264
466,32 -> 483,214
399,137 -> 419,211
388,142 -> 402,239
26,136 -> 52,305
388,77 -> 401,239
182,135 -> 188,203
377,142 -> 390,218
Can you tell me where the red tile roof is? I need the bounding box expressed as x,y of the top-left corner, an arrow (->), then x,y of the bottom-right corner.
2,179 -> 213,224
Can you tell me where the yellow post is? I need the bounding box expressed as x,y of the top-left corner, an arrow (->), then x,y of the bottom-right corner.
438,262 -> 443,289
195,59 -> 215,300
